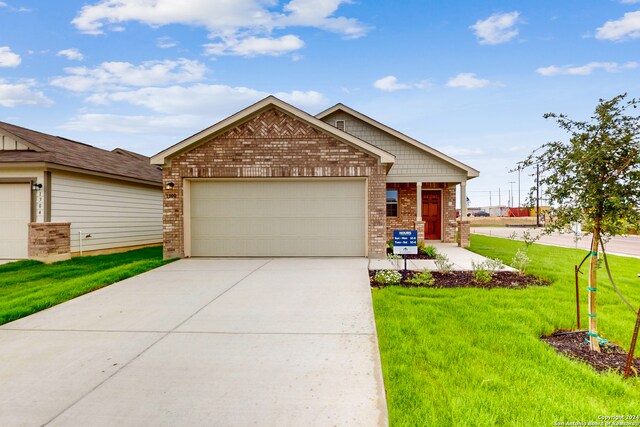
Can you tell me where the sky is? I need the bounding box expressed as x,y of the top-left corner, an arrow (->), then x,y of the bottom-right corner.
1,0 -> 639,207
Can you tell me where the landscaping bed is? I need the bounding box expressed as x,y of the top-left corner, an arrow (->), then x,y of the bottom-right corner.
369,269 -> 550,289
543,330 -> 640,376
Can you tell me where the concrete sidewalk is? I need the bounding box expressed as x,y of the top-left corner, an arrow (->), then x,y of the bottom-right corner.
369,243 -> 515,271
0,258 -> 387,427
472,227 -> 640,259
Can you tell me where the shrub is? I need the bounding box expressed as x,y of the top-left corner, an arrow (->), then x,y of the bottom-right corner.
482,257 -> 505,273
511,248 -> 529,274
434,253 -> 454,273
387,241 -> 394,250
471,260 -> 492,285
405,270 -> 435,287
374,269 -> 402,287
418,242 -> 438,257
386,253 -> 402,269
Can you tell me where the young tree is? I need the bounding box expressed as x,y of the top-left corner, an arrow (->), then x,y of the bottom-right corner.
520,94 -> 640,352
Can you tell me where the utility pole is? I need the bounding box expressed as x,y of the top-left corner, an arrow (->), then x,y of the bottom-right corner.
508,181 -> 515,208
536,164 -> 540,227
498,188 -> 501,207
518,166 -> 521,208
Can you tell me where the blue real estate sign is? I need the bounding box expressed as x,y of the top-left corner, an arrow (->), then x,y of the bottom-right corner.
393,230 -> 418,255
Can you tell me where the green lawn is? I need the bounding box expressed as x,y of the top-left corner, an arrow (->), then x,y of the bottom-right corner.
373,234 -> 640,426
0,246 -> 173,325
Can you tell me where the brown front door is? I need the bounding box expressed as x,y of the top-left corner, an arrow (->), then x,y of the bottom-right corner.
422,191 -> 441,240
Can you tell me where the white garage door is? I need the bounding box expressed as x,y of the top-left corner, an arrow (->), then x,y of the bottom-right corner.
0,183 -> 30,259
190,180 -> 366,256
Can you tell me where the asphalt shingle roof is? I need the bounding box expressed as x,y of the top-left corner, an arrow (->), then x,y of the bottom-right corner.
0,121 -> 161,184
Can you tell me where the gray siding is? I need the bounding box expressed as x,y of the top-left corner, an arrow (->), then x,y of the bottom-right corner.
321,112 -> 467,182
50,172 -> 162,252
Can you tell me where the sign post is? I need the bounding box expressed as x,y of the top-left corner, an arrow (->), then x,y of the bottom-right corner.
393,230 -> 418,277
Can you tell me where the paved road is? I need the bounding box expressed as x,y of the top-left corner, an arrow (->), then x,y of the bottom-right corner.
0,258 -> 387,426
472,227 -> 640,258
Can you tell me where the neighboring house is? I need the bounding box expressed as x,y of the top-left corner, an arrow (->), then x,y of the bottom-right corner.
151,96 -> 479,259
0,122 -> 163,262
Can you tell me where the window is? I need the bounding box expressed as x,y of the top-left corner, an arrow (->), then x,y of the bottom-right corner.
386,189 -> 398,217
335,120 -> 345,131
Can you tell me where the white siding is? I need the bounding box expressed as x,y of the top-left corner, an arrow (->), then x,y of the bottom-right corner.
321,112 -> 467,182
50,172 -> 162,252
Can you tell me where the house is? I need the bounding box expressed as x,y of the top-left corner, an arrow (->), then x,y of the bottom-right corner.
151,96 -> 479,259
0,121 -> 163,262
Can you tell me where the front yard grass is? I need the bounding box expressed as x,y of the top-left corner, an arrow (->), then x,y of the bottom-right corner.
373,234 -> 640,426
0,246 -> 172,325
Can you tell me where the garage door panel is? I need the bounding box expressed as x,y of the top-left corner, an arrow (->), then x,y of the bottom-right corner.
0,183 -> 30,259
190,180 -> 366,257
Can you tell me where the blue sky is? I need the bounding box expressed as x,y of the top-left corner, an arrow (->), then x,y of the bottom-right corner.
1,0 -> 639,206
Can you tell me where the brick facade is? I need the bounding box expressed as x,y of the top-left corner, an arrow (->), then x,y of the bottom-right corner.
458,220 -> 470,248
28,222 -> 71,263
162,107 -> 388,259
385,182 -> 457,243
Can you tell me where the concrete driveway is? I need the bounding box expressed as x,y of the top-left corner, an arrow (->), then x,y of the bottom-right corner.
0,258 -> 387,427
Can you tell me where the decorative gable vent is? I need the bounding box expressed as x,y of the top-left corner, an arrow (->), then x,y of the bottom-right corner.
335,120 -> 346,132
1,135 -> 30,151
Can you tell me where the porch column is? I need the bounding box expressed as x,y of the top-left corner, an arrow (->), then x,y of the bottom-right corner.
415,182 -> 425,243
458,180 -> 470,248
416,182 -> 422,219
460,180 -> 467,218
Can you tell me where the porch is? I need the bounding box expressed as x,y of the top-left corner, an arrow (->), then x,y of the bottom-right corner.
385,181 -> 470,247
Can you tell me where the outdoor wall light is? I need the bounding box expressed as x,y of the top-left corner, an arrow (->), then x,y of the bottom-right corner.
31,183 -> 42,191
165,182 -> 175,190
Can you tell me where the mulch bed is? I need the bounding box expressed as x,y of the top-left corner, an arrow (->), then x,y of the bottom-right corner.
543,330 -> 640,376
386,248 -> 436,259
369,270 -> 550,289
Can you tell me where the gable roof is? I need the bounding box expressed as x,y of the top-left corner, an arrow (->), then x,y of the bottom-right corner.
151,96 -> 395,166
0,121 -> 161,185
316,103 -> 480,179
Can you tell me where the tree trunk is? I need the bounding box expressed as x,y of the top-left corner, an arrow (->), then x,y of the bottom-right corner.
588,226 -> 601,352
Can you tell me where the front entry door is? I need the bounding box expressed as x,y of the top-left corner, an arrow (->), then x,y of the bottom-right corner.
422,191 -> 441,240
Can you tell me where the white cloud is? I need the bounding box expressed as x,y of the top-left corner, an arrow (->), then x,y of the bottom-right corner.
596,11 -> 640,41
57,48 -> 84,61
86,84 -> 328,114
0,79 -> 53,107
373,76 -> 411,92
437,146 -> 484,157
156,36 -> 177,49
470,11 -> 520,45
204,35 -> 304,57
537,61 -> 639,76
50,58 -> 207,91
446,73 -> 491,89
619,0 -> 640,4
0,2 -> 7,7
72,0 -> 368,57
372,76 -> 432,92
60,113 -> 199,133
0,46 -> 21,67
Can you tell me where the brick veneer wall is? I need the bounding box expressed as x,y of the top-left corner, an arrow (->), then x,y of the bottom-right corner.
386,182 -> 457,243
162,107 -> 388,259
386,183 -> 417,240
28,222 -> 71,263
442,184 -> 457,243
458,220 -> 470,248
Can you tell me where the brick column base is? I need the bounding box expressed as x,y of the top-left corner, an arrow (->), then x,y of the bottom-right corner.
414,221 -> 425,243
29,222 -> 71,263
457,220 -> 470,248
